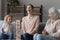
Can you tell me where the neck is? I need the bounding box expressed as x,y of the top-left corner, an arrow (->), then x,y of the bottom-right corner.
50,18 -> 57,23
27,13 -> 33,19
28,14 -> 31,16
28,12 -> 33,16
51,18 -> 57,21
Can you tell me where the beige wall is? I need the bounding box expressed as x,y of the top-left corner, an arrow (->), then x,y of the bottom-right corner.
19,0 -> 60,22
0,0 -> 60,21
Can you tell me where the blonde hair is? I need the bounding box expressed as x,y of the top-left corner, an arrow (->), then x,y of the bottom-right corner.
48,7 -> 59,19
4,14 -> 13,23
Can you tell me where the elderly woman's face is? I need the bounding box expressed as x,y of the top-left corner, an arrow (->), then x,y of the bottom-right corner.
26,5 -> 33,14
48,12 -> 55,19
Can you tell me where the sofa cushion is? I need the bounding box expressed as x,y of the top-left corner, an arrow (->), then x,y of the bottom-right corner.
0,20 -> 16,28
37,22 -> 46,34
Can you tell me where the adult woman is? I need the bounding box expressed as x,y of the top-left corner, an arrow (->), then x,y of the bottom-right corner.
33,7 -> 60,40
0,14 -> 14,40
21,4 -> 40,40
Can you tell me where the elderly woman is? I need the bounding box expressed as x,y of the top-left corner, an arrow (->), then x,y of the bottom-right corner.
33,7 -> 60,40
21,4 -> 40,40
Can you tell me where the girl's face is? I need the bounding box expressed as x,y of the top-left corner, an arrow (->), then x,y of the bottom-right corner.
7,16 -> 12,24
26,5 -> 33,14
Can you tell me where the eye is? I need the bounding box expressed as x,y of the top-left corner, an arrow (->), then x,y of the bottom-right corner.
9,18 -> 12,20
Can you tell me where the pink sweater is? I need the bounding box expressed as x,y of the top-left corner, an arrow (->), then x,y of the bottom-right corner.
21,16 -> 40,35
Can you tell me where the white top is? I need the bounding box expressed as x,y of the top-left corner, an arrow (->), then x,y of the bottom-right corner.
22,15 -> 40,34
45,19 -> 60,39
1,23 -> 14,34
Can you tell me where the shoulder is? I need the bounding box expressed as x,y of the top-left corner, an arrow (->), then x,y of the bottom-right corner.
46,19 -> 51,24
22,16 -> 27,20
2,23 -> 7,26
36,16 -> 39,18
2,23 -> 7,28
56,19 -> 60,24
47,19 -> 51,22
56,19 -> 60,22
34,16 -> 39,19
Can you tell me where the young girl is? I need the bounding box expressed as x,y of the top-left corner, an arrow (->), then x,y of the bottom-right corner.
0,14 -> 14,40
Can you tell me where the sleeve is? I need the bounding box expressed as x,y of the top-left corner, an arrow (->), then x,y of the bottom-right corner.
21,17 -> 26,33
44,19 -> 50,30
2,24 -> 5,28
0,24 -> 5,33
50,20 -> 60,37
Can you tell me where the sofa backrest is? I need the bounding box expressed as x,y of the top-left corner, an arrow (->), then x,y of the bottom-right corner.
0,20 -> 4,28
37,22 -> 46,34
0,20 -> 16,28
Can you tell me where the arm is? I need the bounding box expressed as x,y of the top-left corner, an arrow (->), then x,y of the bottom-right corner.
1,24 -> 5,33
30,16 -> 40,34
42,19 -> 50,35
21,18 -> 26,33
2,28 -> 5,33
50,21 -> 60,37
50,29 -> 60,37
42,29 -> 48,35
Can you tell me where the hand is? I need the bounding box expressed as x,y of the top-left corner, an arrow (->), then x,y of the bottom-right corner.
42,30 -> 48,35
2,28 -> 5,33
42,30 -> 46,35
27,31 -> 34,34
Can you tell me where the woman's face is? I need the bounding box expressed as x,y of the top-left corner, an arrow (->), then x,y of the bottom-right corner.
26,5 -> 33,14
48,12 -> 55,19
7,16 -> 12,24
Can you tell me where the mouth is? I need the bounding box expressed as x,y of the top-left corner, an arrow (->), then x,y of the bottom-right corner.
27,9 -> 31,11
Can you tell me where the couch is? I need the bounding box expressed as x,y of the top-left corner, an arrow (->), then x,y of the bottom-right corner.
21,22 -> 46,40
0,20 -> 46,40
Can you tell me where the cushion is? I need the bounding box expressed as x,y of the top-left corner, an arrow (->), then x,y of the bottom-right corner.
37,22 -> 46,34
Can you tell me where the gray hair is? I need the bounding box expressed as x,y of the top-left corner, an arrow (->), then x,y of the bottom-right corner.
48,7 -> 59,19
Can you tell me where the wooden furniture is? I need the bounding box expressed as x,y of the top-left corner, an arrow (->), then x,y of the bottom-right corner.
8,5 -> 43,21
7,0 -> 43,22
16,20 -> 21,40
